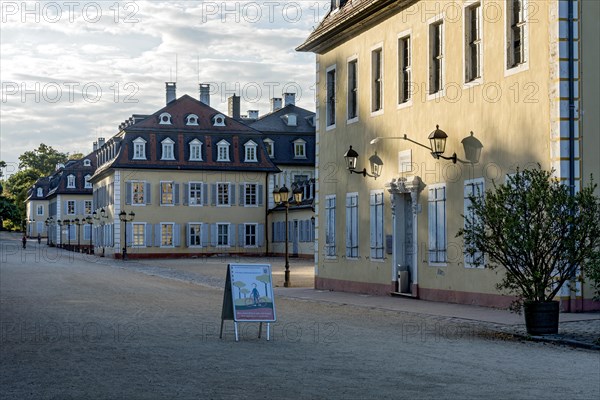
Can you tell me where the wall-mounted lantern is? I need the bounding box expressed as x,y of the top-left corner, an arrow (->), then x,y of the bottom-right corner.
343,146 -> 383,179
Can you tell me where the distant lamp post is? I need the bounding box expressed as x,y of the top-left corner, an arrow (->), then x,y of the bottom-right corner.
119,210 -> 135,260
44,218 -> 50,245
74,218 -> 82,252
273,184 -> 303,287
93,208 -> 108,257
85,216 -> 93,254
370,125 -> 483,165
343,146 -> 383,179
65,219 -> 72,249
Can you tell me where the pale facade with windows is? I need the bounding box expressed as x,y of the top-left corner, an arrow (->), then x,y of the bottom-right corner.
299,0 -> 600,310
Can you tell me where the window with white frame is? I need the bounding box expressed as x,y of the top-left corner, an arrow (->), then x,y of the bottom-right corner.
217,223 -> 229,246
84,200 -> 92,215
213,114 -> 226,127
132,182 -> 145,205
370,191 -> 384,260
186,114 -> 199,126
217,183 -> 230,206
465,3 -> 482,82
189,139 -> 202,161
161,138 -> 175,160
398,35 -> 412,104
326,65 -> 336,127
245,223 -> 257,247
161,182 -> 174,205
244,183 -> 257,206
189,182 -> 203,205
36,205 -> 44,215
325,195 -> 336,256
83,159 -> 91,166
294,139 -> 306,158
347,58 -> 358,121
464,179 -> 485,268
85,174 -> 92,189
507,0 -> 527,69
161,223 -> 174,247
371,47 -> 383,112
429,20 -> 444,94
159,112 -> 172,125
37,187 -> 43,197
346,193 -> 359,258
263,139 -> 274,158
67,200 -> 75,215
428,184 -> 447,263
133,223 -> 145,247
244,141 -> 257,162
133,137 -> 147,160
217,140 -> 230,161
188,223 -> 202,246
67,175 -> 76,188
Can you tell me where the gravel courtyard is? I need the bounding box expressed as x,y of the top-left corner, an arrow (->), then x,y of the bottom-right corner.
1,233 -> 598,399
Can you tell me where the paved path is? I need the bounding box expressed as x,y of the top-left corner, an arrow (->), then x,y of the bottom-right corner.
2,233 -> 599,399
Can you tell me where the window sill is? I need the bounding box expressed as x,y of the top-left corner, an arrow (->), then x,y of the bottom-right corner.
463,77 -> 483,89
428,262 -> 448,267
160,245 -> 175,248
188,245 -> 204,249
426,89 -> 446,102
325,124 -> 336,131
217,159 -> 230,162
346,117 -> 359,125
189,159 -> 203,162
370,109 -> 384,117
160,158 -> 176,161
131,204 -> 146,207
504,62 -> 529,78
132,157 -> 147,161
397,100 -> 413,110
160,204 -> 175,207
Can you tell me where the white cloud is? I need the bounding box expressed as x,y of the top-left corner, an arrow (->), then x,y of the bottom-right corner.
0,1 -> 328,168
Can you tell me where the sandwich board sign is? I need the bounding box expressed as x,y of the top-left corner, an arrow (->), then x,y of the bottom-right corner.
220,264 -> 276,341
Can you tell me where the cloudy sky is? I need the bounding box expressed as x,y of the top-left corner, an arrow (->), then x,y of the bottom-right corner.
1,0 -> 329,174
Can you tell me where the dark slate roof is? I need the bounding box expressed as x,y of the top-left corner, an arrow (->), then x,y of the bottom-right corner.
46,154 -> 98,198
93,95 -> 279,177
297,0 -> 416,54
248,104 -> 316,167
25,176 -> 51,201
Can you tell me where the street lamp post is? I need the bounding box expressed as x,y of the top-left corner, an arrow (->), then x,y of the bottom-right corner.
56,219 -> 62,247
93,208 -> 108,257
272,185 -> 303,287
74,218 -> 82,252
44,218 -> 50,245
119,210 -> 135,261
85,216 -> 93,254
65,219 -> 72,249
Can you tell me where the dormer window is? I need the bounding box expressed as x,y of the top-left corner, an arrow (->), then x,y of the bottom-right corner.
67,174 -> 76,188
161,138 -> 175,160
244,140 -> 258,162
294,139 -> 307,159
282,113 -> 297,127
83,159 -> 91,166
133,137 -> 147,160
263,139 -> 274,158
159,112 -> 172,125
189,139 -> 203,161
37,187 -> 43,197
84,174 -> 92,189
216,140 -> 230,161
213,114 -> 226,127
186,114 -> 199,126
305,115 -> 315,127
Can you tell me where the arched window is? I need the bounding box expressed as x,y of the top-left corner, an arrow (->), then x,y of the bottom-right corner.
159,112 -> 172,125
216,140 -> 230,161
161,138 -> 175,160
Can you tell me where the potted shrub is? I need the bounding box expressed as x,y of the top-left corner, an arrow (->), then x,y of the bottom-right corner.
457,167 -> 600,335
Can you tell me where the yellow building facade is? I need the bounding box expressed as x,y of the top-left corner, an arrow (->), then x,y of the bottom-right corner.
299,0 -> 599,310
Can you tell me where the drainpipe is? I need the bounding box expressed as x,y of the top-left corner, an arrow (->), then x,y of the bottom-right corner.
567,0 -> 577,310
265,174 -> 270,255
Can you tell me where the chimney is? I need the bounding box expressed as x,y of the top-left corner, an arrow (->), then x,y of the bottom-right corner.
93,141 -> 98,152
271,97 -> 282,112
284,93 -> 296,106
228,95 -> 241,120
199,83 -> 210,106
247,110 -> 259,119
166,82 -> 176,104
98,137 -> 106,148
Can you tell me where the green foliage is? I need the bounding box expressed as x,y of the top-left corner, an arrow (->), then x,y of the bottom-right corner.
457,167 -> 600,311
18,143 -> 68,177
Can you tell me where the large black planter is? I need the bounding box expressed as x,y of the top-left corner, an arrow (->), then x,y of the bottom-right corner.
524,301 -> 559,335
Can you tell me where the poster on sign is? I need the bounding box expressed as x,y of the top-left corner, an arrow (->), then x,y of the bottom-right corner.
229,264 -> 276,322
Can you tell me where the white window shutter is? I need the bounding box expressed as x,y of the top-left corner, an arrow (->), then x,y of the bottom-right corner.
228,224 -> 234,246
370,194 -> 376,258
154,224 -> 161,247
428,189 -> 436,262
210,224 -> 217,246
203,183 -> 208,205
239,184 -> 245,206
211,184 -> 217,205
230,184 -> 236,206
174,183 -> 180,205
201,224 -> 209,247
183,183 -> 189,206
258,184 -> 263,205
257,224 -> 264,247
185,223 -> 191,247
238,224 -> 245,247
126,223 -> 133,246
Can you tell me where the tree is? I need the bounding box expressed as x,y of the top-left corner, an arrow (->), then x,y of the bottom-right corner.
69,152 -> 84,160
457,167 -> 600,311
18,143 -> 68,177
0,181 -> 20,229
233,281 -> 246,299
256,274 -> 271,298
